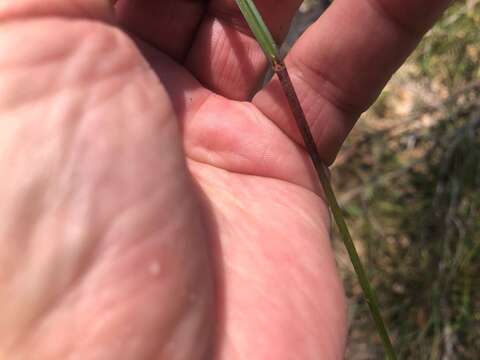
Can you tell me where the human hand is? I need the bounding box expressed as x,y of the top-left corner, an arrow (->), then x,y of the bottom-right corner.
0,1 -> 450,359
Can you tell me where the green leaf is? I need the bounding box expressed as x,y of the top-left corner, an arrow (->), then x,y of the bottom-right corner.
234,0 -> 280,61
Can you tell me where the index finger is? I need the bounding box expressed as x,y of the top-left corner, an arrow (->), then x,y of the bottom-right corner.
254,0 -> 451,164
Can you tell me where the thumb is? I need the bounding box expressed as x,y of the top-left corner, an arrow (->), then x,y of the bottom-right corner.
0,0 -> 115,22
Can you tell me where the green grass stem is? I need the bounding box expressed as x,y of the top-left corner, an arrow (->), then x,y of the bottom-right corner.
235,0 -> 279,61
235,1 -> 398,359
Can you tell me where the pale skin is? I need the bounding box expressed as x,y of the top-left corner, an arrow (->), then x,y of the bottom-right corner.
0,0 -> 450,359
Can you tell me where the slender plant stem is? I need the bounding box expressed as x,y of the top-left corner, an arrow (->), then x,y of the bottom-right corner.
273,60 -> 397,360
234,1 -> 398,358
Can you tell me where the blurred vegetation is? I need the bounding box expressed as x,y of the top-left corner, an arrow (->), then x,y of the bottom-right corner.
329,1 -> 480,358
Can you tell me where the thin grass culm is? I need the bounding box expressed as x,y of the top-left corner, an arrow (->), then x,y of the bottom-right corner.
234,1 -> 398,359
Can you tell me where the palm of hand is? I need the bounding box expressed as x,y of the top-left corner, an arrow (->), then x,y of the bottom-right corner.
0,0 -> 448,359
0,3 -> 345,359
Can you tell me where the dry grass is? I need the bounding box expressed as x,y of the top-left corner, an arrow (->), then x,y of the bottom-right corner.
330,1 -> 480,358
284,2 -> 479,358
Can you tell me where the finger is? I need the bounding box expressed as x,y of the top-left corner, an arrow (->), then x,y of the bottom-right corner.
0,0 -> 114,22
185,0 -> 303,100
254,0 -> 451,164
115,0 -> 205,61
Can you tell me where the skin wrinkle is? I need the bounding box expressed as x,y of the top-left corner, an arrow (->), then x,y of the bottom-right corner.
0,39 -> 71,70
0,70 -> 135,114
27,74 -> 162,334
25,124 -> 96,332
98,177 -> 191,262
210,21 -> 232,90
116,0 -> 205,61
26,210 -> 96,336
287,59 -> 361,118
0,21 -> 146,111
82,147 -> 179,260
0,101 -> 86,295
192,107 -> 262,170
4,96 -> 105,348
205,12 -> 254,39
69,259 -> 175,359
365,0 -> 422,38
186,20 -> 265,100
185,100 -> 257,167
184,98 -> 320,191
188,158 -> 329,223
190,163 -> 328,286
0,162 -> 46,250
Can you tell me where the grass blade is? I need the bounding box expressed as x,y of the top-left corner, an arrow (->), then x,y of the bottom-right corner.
234,0 -> 279,61
235,1 -> 398,359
